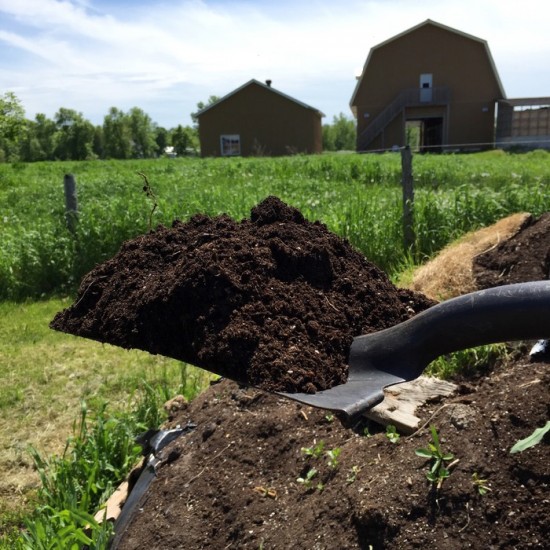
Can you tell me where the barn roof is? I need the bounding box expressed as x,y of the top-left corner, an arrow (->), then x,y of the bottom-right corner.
349,19 -> 506,112
196,79 -> 324,118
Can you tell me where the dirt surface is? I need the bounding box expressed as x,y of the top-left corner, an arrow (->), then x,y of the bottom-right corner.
474,212 -> 550,288
51,196 -> 433,393
112,355 -> 549,550
51,199 -> 549,549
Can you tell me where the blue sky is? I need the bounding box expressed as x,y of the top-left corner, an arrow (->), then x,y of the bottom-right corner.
1,0 -> 549,128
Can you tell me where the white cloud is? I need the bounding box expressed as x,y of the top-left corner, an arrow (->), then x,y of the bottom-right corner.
0,0 -> 549,126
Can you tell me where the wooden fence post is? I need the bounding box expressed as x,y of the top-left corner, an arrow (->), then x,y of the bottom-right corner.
64,173 -> 78,234
401,146 -> 415,253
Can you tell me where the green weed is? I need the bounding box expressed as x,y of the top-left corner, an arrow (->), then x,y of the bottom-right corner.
301,440 -> 325,459
472,472 -> 492,496
325,447 -> 342,469
296,468 -> 318,489
385,425 -> 401,444
415,425 -> 455,489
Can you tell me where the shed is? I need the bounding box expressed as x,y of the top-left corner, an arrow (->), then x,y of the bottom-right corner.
496,97 -> 550,150
196,80 -> 324,157
350,20 -> 506,152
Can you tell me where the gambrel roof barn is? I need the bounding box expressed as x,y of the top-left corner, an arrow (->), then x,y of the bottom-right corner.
197,80 -> 323,157
350,20 -> 506,152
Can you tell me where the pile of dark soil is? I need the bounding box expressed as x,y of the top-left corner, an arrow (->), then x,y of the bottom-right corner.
474,212 -> 550,288
113,356 -> 549,549
51,196 -> 433,393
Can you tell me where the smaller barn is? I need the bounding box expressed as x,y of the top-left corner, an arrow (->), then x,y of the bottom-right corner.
196,79 -> 323,157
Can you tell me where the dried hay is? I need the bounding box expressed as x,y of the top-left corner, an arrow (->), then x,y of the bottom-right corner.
408,212 -> 531,301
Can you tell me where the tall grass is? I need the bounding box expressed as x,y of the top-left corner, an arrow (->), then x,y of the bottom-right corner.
6,375 -> 195,549
2,151 -> 549,300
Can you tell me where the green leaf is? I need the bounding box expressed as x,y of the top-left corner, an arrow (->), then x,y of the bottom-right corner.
430,459 -> 441,474
510,421 -> 550,454
415,448 -> 432,458
430,425 -> 440,449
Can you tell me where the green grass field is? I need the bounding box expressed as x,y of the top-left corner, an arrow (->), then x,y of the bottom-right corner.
1,150 -> 549,546
2,150 -> 549,300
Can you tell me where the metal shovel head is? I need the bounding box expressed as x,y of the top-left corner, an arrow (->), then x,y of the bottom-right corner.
277,328 -> 422,420
277,281 -> 550,422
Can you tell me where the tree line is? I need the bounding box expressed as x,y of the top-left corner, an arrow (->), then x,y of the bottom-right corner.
1,91 -> 355,162
0,91 -> 199,162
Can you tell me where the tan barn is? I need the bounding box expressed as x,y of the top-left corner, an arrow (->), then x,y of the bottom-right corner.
350,20 -> 506,152
196,79 -> 323,157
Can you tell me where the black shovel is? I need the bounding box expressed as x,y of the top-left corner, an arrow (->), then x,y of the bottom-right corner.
277,281 -> 550,421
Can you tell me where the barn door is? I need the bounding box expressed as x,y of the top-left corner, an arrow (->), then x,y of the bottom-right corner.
420,74 -> 433,102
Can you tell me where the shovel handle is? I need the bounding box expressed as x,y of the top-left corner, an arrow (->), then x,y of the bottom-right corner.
353,281 -> 550,378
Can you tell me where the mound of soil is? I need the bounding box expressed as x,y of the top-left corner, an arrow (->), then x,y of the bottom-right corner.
51,196 -> 433,393
113,355 -> 549,549
474,212 -> 550,289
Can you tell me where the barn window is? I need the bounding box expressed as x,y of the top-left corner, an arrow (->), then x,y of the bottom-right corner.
220,134 -> 241,156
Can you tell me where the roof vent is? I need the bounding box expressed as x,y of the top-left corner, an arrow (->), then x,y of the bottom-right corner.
265,79 -> 272,87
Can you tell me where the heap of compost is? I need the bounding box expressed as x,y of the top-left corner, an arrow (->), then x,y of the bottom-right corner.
474,212 -> 550,288
51,196 -> 433,393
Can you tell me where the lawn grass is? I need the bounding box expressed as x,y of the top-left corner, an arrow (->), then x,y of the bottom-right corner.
0,298 -> 212,542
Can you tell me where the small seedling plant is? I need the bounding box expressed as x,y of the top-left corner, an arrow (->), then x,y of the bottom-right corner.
472,472 -> 491,495
296,468 -> 324,491
415,425 -> 455,489
347,465 -> 360,484
299,441 -> 341,491
385,424 -> 400,444
325,447 -> 341,469
301,440 -> 325,459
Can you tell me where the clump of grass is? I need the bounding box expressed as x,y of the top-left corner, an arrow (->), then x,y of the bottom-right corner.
426,343 -> 507,379
472,472 -> 492,496
8,380 -> 180,549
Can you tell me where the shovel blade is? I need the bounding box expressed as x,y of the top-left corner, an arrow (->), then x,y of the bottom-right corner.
277,282 -> 550,421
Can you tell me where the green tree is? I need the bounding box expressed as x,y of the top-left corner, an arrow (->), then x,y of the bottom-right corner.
92,125 -> 104,158
53,108 -> 95,160
128,107 -> 156,158
154,126 -> 169,156
19,113 -> 57,161
0,91 -> 26,161
171,125 -> 198,156
103,107 -> 132,159
323,113 -> 356,151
